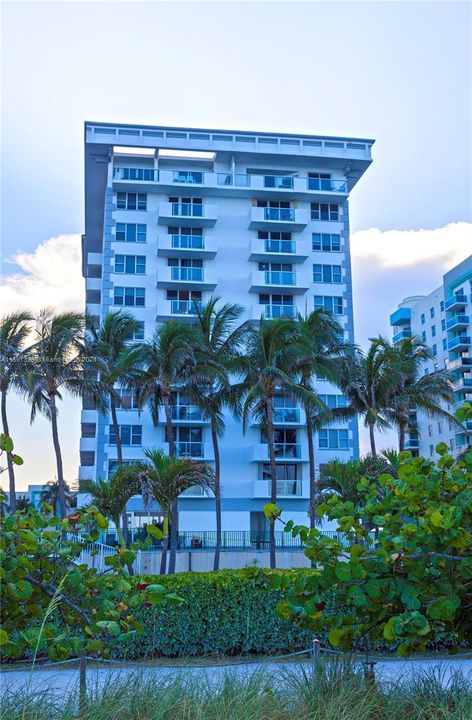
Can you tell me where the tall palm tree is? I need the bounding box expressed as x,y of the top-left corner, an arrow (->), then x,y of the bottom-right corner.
120,449 -> 215,574
40,479 -> 76,516
189,298 -> 247,570
0,311 -> 32,512
238,317 -> 313,569
80,473 -> 139,549
134,321 -> 195,573
375,336 -> 457,451
27,310 -> 85,518
86,311 -> 143,540
293,309 -> 346,529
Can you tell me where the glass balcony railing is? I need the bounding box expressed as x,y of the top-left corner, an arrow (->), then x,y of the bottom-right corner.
447,356 -> 472,370
405,437 -> 419,449
265,240 -> 296,254
171,203 -> 204,217
114,167 -> 157,181
274,443 -> 301,459
170,300 -> 202,315
445,294 -> 468,311
176,441 -> 204,458
170,267 -> 204,282
217,173 -> 251,187
307,178 -> 347,192
173,171 -> 203,184
170,405 -> 204,421
263,207 -> 295,221
265,271 -> 296,286
272,480 -> 302,496
273,408 -> 300,423
171,234 -> 204,250
263,175 -> 294,189
264,305 -> 297,319
393,329 -> 412,343
446,315 -> 469,330
448,336 -> 471,350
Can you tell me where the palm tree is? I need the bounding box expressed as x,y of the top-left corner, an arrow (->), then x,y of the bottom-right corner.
317,454 -> 389,507
293,309 -> 346,529
86,311 -> 144,540
0,311 -> 32,512
189,298 -> 247,570
134,321 -> 195,573
80,473 -> 139,549
27,310 -> 85,518
238,317 -> 313,569
40,479 -> 76,516
119,449 -> 214,574
375,336 -> 457,451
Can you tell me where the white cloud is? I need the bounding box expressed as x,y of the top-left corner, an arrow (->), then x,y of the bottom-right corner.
351,222 -> 471,269
1,234 -> 84,314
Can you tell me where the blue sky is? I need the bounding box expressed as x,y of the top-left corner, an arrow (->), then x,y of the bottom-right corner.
1,1 -> 471,489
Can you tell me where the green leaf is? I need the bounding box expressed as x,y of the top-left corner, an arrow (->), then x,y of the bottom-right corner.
334,563 -> 351,581
0,629 -> 9,645
263,503 -> 281,521
146,525 -> 163,540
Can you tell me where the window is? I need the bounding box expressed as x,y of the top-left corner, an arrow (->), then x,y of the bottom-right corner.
116,388 -> 139,410
258,230 -> 293,254
116,223 -> 146,243
318,394 -> 347,409
428,425 -> 433,437
262,464 -> 297,481
314,295 -> 343,315
422,331 -> 426,342
432,344 -> 437,356
431,325 -> 436,337
430,307 -> 435,318
109,425 -> 142,446
441,319 -> 446,331
87,264 -> 102,278
113,287 -> 145,307
86,289 -> 101,304
167,427 -> 203,457
442,338 -> 447,351
311,203 -> 339,221
312,233 -> 341,252
80,451 -> 95,467
108,459 -> 133,475
166,289 -> 202,301
440,300 -> 444,312
429,444 -> 434,457
81,423 -> 96,438
169,196 -> 203,216
114,255 -> 146,274
117,192 -> 147,211
132,322 -> 145,340
438,421 -> 443,434
307,172 -> 331,191
313,264 -> 342,283
420,313 -> 425,325
450,438 -> 454,451
318,429 -> 349,449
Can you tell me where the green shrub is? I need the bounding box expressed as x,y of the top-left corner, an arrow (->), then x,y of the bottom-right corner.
113,567 -> 313,658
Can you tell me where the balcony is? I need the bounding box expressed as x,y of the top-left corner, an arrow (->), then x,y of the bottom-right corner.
389,307 -> 412,327
445,294 -> 468,312
113,166 -> 158,192
157,202 -> 217,227
175,441 -> 204,458
252,304 -> 298,320
447,356 -> 472,371
404,437 -> 419,450
393,329 -> 412,343
250,443 -> 305,462
453,377 -> 472,393
248,237 -> 310,263
446,315 -> 469,332
253,479 -> 303,497
248,206 -> 309,232
169,405 -> 208,424
157,300 -> 203,321
156,266 -> 217,291
157,233 -> 217,259
249,270 -> 308,294
274,407 -> 301,424
448,336 -> 471,351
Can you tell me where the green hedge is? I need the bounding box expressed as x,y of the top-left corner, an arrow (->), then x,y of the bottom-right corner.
114,568 -> 312,658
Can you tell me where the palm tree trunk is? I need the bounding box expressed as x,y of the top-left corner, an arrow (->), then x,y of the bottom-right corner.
159,513 -> 169,575
49,394 -> 66,519
306,414 -> 316,531
368,422 -> 377,458
399,425 -> 406,452
211,423 -> 222,571
110,396 -> 128,544
266,397 -> 277,570
163,395 -> 178,574
1,390 -> 16,513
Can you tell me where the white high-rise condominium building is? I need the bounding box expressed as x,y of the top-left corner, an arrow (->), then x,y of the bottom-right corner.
80,122 -> 374,534
390,255 -> 472,459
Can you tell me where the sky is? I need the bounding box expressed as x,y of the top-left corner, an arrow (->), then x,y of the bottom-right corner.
1,0 -> 471,490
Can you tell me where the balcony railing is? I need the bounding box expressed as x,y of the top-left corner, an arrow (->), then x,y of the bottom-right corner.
271,480 -> 302,496
448,336 -> 471,350
273,443 -> 301,459
265,239 -> 296,254
171,234 -> 204,250
263,175 -> 294,189
173,171 -> 203,184
273,408 -> 300,423
263,207 -> 295,221
445,294 -> 468,311
264,305 -> 297,319
447,356 -> 472,370
170,405 -> 204,421
171,300 -> 202,315
114,167 -> 157,182
171,203 -> 204,217
405,437 -> 419,450
217,173 -> 251,187
307,178 -> 347,192
265,270 -> 296,286
393,329 -> 412,343
176,441 -> 204,458
446,315 -> 469,330
171,267 -> 204,282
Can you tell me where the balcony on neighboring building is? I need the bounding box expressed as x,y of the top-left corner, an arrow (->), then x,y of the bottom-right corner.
445,294 -> 468,312
453,376 -> 472,394
248,237 -> 310,263
155,440 -> 211,460
446,315 -> 469,332
248,206 -> 309,232
156,266 -> 217,291
448,335 -> 471,352
252,479 -> 303,497
393,329 -> 412,343
252,304 -> 298,320
249,270 -> 308,294
250,443 -> 305,462
157,202 -> 218,227
404,437 -> 419,450
169,405 -> 208,424
157,233 -> 218,259
113,166 -> 158,192
157,300 -> 203,321
447,356 -> 472,372
389,307 -> 412,327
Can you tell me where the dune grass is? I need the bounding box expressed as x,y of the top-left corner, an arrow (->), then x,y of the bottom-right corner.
2,658 -> 471,720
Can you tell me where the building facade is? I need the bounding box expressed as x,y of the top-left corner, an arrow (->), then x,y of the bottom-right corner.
80,122 -> 374,532
390,255 -> 472,458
